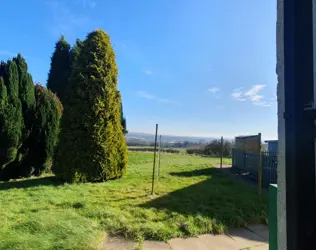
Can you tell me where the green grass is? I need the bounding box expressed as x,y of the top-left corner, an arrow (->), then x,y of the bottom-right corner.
0,153 -> 267,250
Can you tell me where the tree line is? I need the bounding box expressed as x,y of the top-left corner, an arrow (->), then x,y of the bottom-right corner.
0,55 -> 62,180
186,139 -> 233,157
0,29 -> 128,182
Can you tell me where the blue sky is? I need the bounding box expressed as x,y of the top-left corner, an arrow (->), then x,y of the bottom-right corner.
0,0 -> 277,140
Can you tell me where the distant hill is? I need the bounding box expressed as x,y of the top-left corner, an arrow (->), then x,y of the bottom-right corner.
125,132 -> 219,145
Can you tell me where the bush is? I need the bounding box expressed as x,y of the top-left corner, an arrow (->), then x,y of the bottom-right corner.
186,148 -> 205,155
53,29 -> 128,183
204,139 -> 232,157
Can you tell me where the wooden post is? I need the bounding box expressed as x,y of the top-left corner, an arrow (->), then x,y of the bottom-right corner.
151,124 -> 158,196
257,133 -> 262,196
157,135 -> 162,179
220,136 -> 223,168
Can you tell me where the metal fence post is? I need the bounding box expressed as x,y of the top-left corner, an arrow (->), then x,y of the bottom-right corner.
220,136 -> 223,168
157,135 -> 162,179
151,124 -> 158,195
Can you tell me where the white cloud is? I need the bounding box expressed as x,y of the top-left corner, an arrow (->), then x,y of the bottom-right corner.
253,101 -> 272,107
144,70 -> 153,75
136,91 -> 178,104
231,85 -> 272,107
231,88 -> 247,101
136,91 -> 155,100
207,87 -> 221,99
207,87 -> 220,94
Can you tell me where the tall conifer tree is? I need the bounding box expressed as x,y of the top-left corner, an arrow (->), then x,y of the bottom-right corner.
53,30 -> 128,182
47,36 -> 71,102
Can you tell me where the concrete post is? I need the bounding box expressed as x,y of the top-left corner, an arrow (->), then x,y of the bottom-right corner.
276,0 -> 286,249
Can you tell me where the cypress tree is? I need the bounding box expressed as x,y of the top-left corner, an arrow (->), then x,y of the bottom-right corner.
12,54 -> 36,161
47,35 -> 71,102
0,55 -> 37,180
70,39 -> 84,68
0,60 -> 23,179
0,75 -> 8,165
117,91 -> 127,134
24,85 -> 62,176
53,29 -> 128,182
13,54 -> 35,115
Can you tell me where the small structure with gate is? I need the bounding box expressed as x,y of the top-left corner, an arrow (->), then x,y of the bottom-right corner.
232,134 -> 277,186
265,140 -> 278,153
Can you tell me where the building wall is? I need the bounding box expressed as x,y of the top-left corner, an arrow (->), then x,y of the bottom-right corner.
245,137 -> 260,153
235,136 -> 260,153
276,0 -> 286,249
268,141 -> 278,153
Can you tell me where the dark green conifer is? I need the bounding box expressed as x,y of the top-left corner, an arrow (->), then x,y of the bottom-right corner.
0,60 -> 23,179
25,85 -> 63,175
70,39 -> 84,68
53,29 -> 128,182
47,35 -> 71,102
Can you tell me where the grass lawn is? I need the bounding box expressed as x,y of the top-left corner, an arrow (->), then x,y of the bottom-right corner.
0,152 -> 267,250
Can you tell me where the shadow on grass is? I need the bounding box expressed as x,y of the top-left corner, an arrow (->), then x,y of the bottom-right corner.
0,176 -> 64,190
142,168 -> 267,236
169,168 -> 219,177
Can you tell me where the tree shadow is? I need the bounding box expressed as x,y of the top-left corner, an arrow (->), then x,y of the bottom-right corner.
169,168 -> 220,177
0,176 -> 64,190
141,168 -> 267,241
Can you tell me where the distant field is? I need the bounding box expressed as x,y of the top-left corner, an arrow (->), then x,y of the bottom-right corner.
128,146 -> 187,153
0,152 -> 266,250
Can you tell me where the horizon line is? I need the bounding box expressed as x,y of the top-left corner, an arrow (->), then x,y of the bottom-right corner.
127,131 -> 277,141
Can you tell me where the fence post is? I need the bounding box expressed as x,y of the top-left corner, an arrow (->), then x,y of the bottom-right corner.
157,135 -> 162,179
220,136 -> 223,168
258,133 -> 263,196
151,124 -> 158,196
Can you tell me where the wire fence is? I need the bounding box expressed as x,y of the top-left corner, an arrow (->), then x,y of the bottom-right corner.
232,148 -> 277,186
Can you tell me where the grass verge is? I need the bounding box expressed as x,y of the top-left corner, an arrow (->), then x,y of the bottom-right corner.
0,153 -> 267,249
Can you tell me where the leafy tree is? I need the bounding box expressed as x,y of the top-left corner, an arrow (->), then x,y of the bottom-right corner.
47,35 -> 71,101
53,29 -> 128,182
204,139 -> 233,157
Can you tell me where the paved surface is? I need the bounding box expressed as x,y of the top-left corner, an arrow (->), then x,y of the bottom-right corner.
99,224 -> 269,250
214,164 -> 269,193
